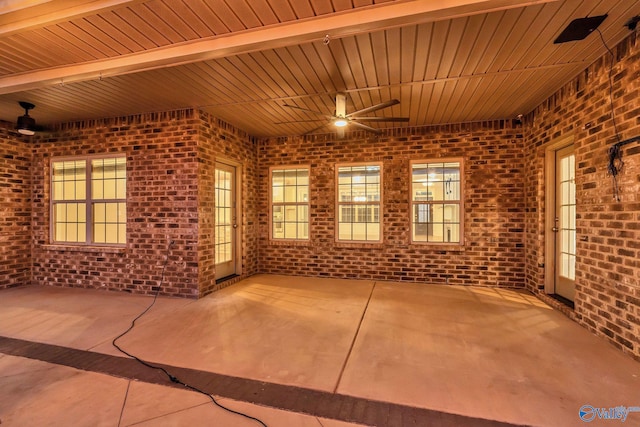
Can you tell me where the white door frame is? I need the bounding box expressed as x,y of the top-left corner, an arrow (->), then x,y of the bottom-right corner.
214,158 -> 242,280
544,134 -> 574,296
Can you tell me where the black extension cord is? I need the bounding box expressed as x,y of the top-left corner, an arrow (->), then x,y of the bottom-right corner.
112,240 -> 268,427
596,29 -> 623,201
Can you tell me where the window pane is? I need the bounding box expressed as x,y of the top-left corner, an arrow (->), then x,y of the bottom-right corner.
337,165 -> 381,242
429,224 -> 445,243
297,205 -> 308,221
56,223 -> 66,241
270,167 -> 309,240
94,203 -> 105,222
284,206 -> 297,221
297,170 -> 309,185
297,186 -> 308,202
116,179 -> 126,198
352,223 -> 367,240
63,181 -> 75,200
66,204 -> 77,222
93,180 -> 103,199
338,184 -> 352,202
367,224 -> 380,241
272,186 -> 284,203
118,224 -> 126,244
94,223 -> 106,243
411,161 -> 462,244
104,179 -> 117,199
338,223 -> 352,240
118,203 -> 126,223
284,186 -> 297,203
284,223 -> 297,238
53,182 -> 64,201
298,223 -> 308,239
53,160 -> 86,201
443,204 -> 460,223
76,181 -> 86,200
444,224 -> 459,243
272,170 -> 284,186
51,157 -> 125,245
55,204 -> 66,222
105,224 -> 118,243
67,223 -> 78,242
105,203 -> 117,222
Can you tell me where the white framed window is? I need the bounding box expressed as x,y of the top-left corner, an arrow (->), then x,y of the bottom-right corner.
410,159 -> 463,244
51,155 -> 126,245
270,166 -> 309,240
336,163 -> 382,242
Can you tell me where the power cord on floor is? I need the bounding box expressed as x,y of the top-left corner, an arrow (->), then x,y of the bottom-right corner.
112,240 -> 268,427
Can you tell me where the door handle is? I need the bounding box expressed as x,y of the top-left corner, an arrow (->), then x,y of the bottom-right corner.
233,224 -> 238,229
552,227 -> 559,232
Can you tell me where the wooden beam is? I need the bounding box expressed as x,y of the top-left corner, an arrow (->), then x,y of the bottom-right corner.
0,0 -> 559,95
0,0 -> 143,36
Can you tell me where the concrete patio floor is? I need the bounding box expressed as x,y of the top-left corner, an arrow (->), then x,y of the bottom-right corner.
0,274 -> 638,426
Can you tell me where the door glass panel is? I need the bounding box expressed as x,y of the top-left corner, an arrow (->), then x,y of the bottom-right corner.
558,152 -> 576,280
215,168 -> 233,265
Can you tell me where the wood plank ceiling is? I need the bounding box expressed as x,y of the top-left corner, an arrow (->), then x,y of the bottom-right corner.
1,0 -> 639,138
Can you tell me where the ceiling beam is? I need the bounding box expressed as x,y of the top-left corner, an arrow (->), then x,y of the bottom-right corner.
0,0 -> 143,36
0,0 -> 559,95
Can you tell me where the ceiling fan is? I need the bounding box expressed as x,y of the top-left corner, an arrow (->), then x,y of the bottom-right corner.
16,101 -> 37,135
15,101 -> 54,135
280,93 -> 409,137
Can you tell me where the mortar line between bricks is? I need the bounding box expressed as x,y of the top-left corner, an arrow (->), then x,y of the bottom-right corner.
332,281 -> 377,394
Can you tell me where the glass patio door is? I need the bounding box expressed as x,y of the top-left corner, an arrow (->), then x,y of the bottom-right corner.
215,162 -> 237,279
554,145 -> 576,301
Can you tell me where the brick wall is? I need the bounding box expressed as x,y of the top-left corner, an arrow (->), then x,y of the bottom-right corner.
258,121 -> 525,287
0,124 -> 31,290
525,31 -> 640,359
30,110 -> 201,297
27,109 -> 257,298
197,111 -> 259,296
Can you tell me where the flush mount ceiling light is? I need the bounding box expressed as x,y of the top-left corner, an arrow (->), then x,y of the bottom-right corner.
554,15 -> 607,44
16,101 -> 36,135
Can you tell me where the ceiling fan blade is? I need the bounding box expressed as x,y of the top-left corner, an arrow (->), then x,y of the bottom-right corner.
304,122 -> 330,135
274,119 -> 326,124
283,103 -> 331,118
348,99 -> 400,117
353,116 -> 409,122
349,121 -> 382,134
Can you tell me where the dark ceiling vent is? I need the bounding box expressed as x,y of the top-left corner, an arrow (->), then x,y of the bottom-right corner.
554,15 -> 608,44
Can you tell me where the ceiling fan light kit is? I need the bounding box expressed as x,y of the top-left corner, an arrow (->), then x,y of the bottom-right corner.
333,117 -> 349,127
282,92 -> 408,137
17,101 -> 37,136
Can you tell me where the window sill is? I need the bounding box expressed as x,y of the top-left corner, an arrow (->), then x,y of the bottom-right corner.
411,243 -> 467,252
40,244 -> 127,254
268,239 -> 312,246
335,241 -> 384,249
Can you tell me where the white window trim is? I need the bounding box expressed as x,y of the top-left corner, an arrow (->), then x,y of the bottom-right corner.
335,162 -> 383,244
50,153 -> 127,246
269,165 -> 311,242
409,158 -> 465,246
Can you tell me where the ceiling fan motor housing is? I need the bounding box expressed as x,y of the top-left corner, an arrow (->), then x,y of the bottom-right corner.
16,101 -> 36,135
